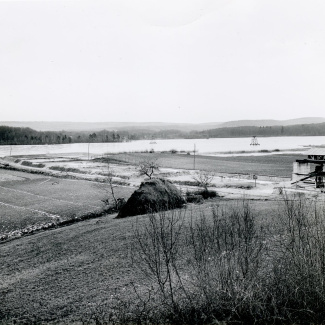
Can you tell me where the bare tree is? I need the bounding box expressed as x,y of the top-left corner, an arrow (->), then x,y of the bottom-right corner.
138,159 -> 160,179
101,164 -> 118,209
102,164 -> 126,211
192,170 -> 215,192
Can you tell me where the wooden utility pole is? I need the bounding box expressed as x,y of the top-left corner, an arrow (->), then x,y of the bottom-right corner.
193,144 -> 196,170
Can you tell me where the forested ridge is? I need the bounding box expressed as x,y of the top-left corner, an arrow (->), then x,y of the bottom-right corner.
0,126 -> 132,145
0,126 -> 189,145
1,122 -> 325,145
189,122 -> 325,138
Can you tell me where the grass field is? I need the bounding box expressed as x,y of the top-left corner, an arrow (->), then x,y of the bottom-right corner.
112,152 -> 302,177
0,151 -> 302,240
0,168 -> 134,240
1,150 -> 324,324
0,198 -> 280,324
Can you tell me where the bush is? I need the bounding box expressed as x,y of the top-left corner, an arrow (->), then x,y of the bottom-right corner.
118,196 -> 325,324
186,194 -> 204,203
193,189 -> 218,199
192,171 -> 215,192
21,161 -> 45,168
129,202 -> 266,324
49,166 -> 86,174
101,197 -> 126,214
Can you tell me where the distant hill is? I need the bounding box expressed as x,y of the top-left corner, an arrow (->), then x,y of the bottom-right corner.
2,120 -> 325,145
1,117 -> 324,132
0,121 -> 222,132
217,117 -> 325,128
193,122 -> 325,139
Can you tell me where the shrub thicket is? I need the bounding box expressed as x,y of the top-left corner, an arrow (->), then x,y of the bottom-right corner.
21,161 -> 45,168
186,190 -> 218,203
49,166 -> 86,173
193,189 -> 218,199
92,195 -> 325,325
185,194 -> 204,204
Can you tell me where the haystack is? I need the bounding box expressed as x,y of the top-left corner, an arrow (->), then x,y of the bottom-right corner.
116,178 -> 185,218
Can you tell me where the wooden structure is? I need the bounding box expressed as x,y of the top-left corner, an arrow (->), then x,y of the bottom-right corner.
250,136 -> 260,146
292,148 -> 325,188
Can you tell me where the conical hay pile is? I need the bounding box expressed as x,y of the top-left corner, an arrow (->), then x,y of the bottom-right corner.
116,178 -> 185,218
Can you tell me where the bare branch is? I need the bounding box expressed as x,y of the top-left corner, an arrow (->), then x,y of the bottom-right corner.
138,159 -> 160,179
192,171 -> 215,191
106,163 -> 118,208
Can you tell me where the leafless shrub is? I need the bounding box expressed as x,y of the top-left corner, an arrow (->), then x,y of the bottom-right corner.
268,193 -> 325,323
129,202 -> 268,324
90,196 -> 325,324
132,209 -> 187,315
184,201 -> 267,323
192,171 -> 215,192
102,164 -> 126,212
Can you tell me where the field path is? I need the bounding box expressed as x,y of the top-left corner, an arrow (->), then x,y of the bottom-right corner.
37,177 -> 53,185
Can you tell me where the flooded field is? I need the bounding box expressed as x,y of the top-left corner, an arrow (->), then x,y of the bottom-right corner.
0,136 -> 324,158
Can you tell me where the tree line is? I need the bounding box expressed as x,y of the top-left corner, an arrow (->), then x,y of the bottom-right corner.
189,122 -> 325,138
1,122 -> 325,145
0,126 -> 135,145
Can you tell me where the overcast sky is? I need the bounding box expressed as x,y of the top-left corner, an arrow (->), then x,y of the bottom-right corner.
1,0 -> 325,123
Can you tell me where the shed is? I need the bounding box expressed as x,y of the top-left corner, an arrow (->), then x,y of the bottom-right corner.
292,148 -> 325,187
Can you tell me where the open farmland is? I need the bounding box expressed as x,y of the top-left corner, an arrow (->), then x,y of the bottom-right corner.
0,199 -> 281,324
0,151 -> 304,240
0,168 -> 134,240
1,150 -> 325,324
1,196 -> 325,324
112,152 -> 304,177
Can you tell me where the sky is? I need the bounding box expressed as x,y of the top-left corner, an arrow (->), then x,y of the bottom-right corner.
1,0 -> 325,123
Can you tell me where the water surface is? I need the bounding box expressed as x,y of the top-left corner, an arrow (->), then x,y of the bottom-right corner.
0,136 -> 324,158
